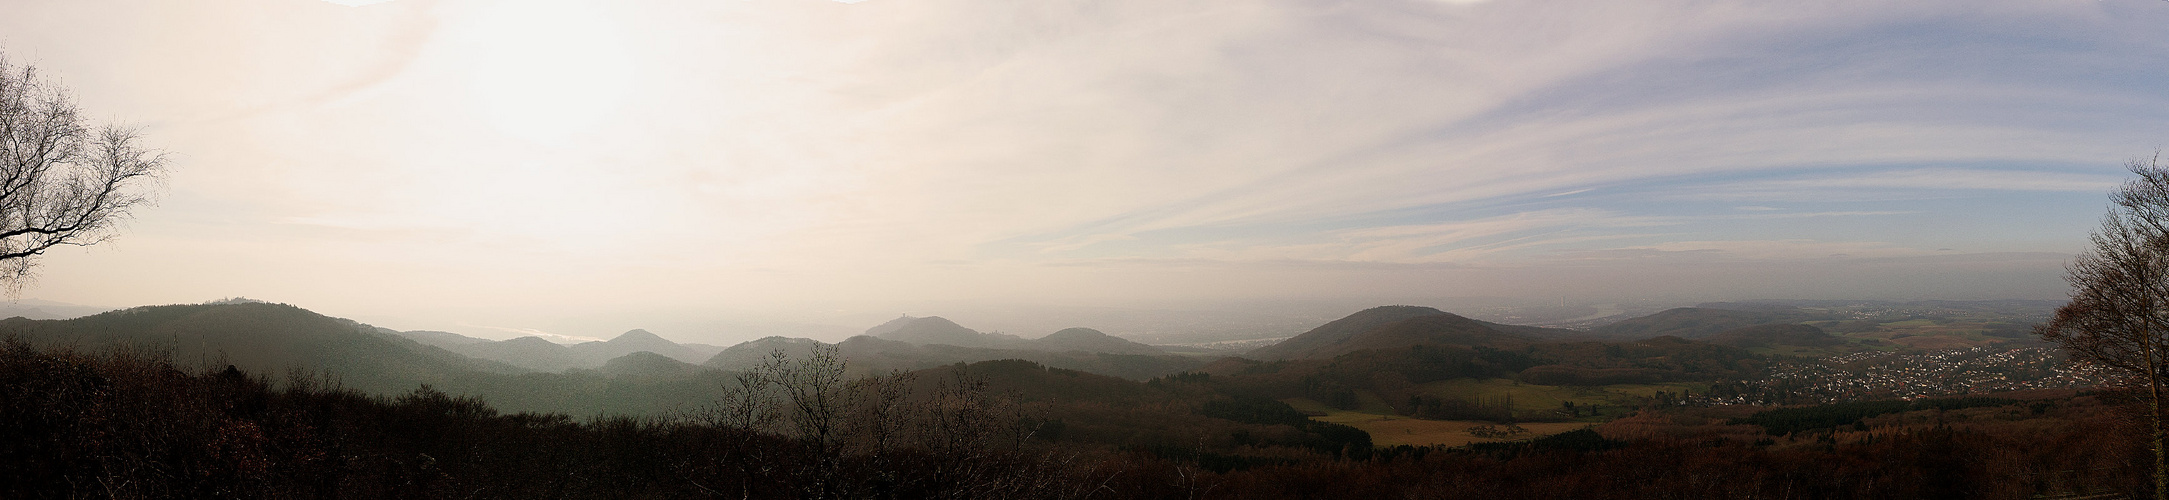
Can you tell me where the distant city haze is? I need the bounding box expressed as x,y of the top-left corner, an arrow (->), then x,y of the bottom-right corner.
0,0 -> 2159,344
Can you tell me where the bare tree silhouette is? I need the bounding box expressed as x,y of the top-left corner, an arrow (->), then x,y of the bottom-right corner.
0,51 -> 167,292
2040,152 -> 2169,500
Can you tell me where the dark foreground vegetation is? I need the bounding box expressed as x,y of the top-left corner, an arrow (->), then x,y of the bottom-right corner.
2,339 -> 2154,499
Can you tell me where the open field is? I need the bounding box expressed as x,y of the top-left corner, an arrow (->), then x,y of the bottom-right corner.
1415,378 -> 1704,419
1810,317 -> 2040,352
1748,342 -> 1870,358
1286,379 -> 1706,423
1284,398 -> 1591,447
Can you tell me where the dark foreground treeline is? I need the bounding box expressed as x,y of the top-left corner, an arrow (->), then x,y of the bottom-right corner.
1,340 -> 2152,499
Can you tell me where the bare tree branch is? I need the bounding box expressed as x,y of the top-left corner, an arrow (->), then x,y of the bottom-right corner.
0,51 -> 167,294
2038,153 -> 2169,500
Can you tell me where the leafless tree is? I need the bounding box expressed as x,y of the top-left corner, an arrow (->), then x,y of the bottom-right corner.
910,368 -> 1049,498
779,343 -> 852,448
699,350 -> 785,433
767,342 -> 854,498
690,350 -> 790,498
849,369 -> 916,457
2039,153 -> 2169,500
0,52 -> 167,292
697,344 -> 858,498
698,348 -> 1095,498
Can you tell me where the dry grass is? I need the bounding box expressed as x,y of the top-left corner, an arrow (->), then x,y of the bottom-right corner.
1283,397 -> 1590,447
1416,378 -> 1701,414
1314,411 -> 1588,447
1840,318 -> 2023,350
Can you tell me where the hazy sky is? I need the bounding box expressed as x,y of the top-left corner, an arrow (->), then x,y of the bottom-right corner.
0,0 -> 2163,342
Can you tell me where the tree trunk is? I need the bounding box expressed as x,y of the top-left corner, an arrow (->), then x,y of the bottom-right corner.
2148,328 -> 2165,500
2154,376 -> 2164,500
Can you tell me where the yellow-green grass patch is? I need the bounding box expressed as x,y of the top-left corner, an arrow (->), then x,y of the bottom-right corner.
1352,389 -> 1400,414
1281,397 -> 1339,415
1415,378 -> 1703,414
1305,409 -> 1590,447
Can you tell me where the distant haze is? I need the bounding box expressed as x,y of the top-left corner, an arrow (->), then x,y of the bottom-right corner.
0,0 -> 2157,344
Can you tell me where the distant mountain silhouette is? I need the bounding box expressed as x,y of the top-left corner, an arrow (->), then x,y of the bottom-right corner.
396,329 -> 491,347
0,301 -> 769,417
870,316 -> 1026,348
568,329 -> 709,365
0,302 -> 521,395
451,336 -> 583,372
598,351 -> 700,380
1584,307 -> 1821,340
1032,327 -> 1165,355
0,299 -> 110,320
702,336 -> 827,369
858,316 -> 1167,355
840,334 -> 1201,379
1248,306 -> 1537,360
1246,306 -> 1449,360
399,328 -> 722,371
863,315 -> 918,337
1247,306 -> 1543,360
705,329 -> 1200,380
681,342 -> 728,360
834,334 -> 926,362
1345,315 -> 1533,351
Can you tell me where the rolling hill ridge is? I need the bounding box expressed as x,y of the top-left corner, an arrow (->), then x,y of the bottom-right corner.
1247,305 -> 1539,360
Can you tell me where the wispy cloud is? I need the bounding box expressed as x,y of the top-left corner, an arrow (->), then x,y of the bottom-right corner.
1580,239 -> 1939,262
1708,168 -> 2122,194
0,0 -> 2153,333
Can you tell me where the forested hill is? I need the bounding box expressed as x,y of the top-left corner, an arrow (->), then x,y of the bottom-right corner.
1247,305 -> 1486,360
4,333 -> 2130,499
0,302 -> 520,395
1245,305 -> 1592,361
0,301 -> 1212,415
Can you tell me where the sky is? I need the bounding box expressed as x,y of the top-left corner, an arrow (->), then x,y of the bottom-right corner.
0,0 -> 2164,343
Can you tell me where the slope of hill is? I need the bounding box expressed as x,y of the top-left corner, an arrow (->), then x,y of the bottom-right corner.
597,351 -> 701,380
569,329 -> 709,365
872,316 -> 1026,348
454,336 -> 583,372
703,336 -> 827,369
1705,324 -> 1846,349
864,315 -> 917,337
709,321 -> 1189,379
1246,305 -> 1452,360
1475,320 -> 1596,342
838,335 -> 1204,380
1248,306 -> 1536,360
699,334 -> 1204,380
1,336 -> 2128,499
1032,327 -> 1165,355
0,302 -> 522,395
1341,315 -> 1533,352
0,302 -> 766,417
1584,307 -> 1820,340
394,329 -> 491,348
414,328 -> 722,372
682,342 -> 728,361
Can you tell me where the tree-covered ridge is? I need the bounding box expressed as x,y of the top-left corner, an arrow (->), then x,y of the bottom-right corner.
3,338 -> 2153,499
1732,397 -> 2019,436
